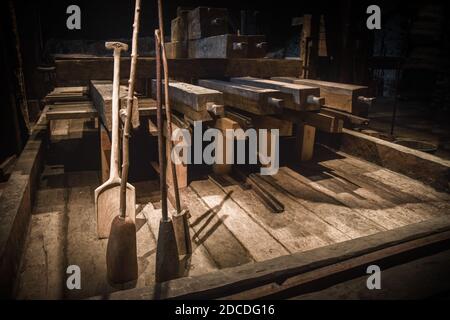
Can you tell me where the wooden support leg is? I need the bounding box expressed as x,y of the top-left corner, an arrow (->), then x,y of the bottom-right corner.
296,123 -> 316,161
99,123 -> 111,183
165,120 -> 188,189
212,118 -> 240,175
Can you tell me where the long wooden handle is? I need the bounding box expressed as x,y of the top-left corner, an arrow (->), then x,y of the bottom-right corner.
105,42 -> 128,179
158,0 -> 182,214
119,0 -> 141,219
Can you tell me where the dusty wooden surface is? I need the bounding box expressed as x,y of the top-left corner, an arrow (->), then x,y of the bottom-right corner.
14,119 -> 450,299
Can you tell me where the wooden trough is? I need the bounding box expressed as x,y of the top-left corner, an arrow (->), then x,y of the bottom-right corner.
1,57 -> 449,300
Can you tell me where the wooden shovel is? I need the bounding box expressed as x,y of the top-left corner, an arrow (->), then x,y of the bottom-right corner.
95,41 -> 136,239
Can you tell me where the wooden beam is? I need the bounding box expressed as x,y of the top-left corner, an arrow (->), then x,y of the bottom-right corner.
150,80 -> 223,111
198,79 -> 284,115
296,123 -> 316,161
230,76 -> 322,111
46,104 -> 98,120
189,34 -> 248,59
212,117 -> 240,175
54,58 -> 302,85
271,77 -> 369,114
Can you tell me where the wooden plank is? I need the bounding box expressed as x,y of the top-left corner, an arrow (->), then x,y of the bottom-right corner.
225,230 -> 450,299
339,128 -> 450,191
183,186 -> 254,269
187,7 -> 228,40
190,179 -> 289,262
189,34 -> 248,59
271,77 -> 368,114
47,105 -> 98,120
258,170 -> 383,239
54,58 -> 302,84
97,214 -> 450,300
209,174 -> 323,253
151,80 -> 223,111
279,166 -> 421,229
296,124 -> 316,161
198,79 -> 284,115
311,148 -> 449,222
231,77 -> 322,111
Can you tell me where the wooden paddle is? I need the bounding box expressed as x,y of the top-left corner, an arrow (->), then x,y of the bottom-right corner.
106,0 -> 141,284
95,41 -> 136,239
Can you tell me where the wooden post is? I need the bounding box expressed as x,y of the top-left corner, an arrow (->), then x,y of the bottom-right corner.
99,124 -> 111,183
296,123 -> 316,161
213,117 -> 240,175
165,120 -> 188,189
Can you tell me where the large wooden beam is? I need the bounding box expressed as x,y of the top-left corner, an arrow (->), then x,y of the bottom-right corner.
271,77 -> 369,114
189,34 -> 248,59
151,80 -> 223,111
198,79 -> 284,115
187,7 -> 228,40
54,58 -> 302,85
150,80 -> 223,122
230,77 -> 323,111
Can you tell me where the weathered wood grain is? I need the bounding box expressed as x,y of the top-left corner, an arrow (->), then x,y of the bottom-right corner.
271,77 -> 368,114
198,79 -> 284,115
189,35 -> 249,59
231,77 -> 322,111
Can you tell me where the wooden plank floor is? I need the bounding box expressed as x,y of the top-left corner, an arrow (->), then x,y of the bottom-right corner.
15,119 -> 450,299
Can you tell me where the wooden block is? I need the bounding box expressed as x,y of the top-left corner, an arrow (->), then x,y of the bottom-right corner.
165,41 -> 187,59
151,80 -> 223,111
296,123 -> 316,161
198,79 -> 284,115
212,117 -> 240,175
164,121 -> 188,189
189,34 -> 248,59
171,16 -> 187,42
246,35 -> 267,58
231,77 -> 322,111
90,81 -> 139,131
188,7 -> 228,40
148,119 -> 158,136
271,77 -> 368,114
99,123 -> 111,183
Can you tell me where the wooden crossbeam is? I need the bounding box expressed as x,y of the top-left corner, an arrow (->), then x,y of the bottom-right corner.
198,79 -> 284,115
271,77 -> 369,114
230,77 -> 323,111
